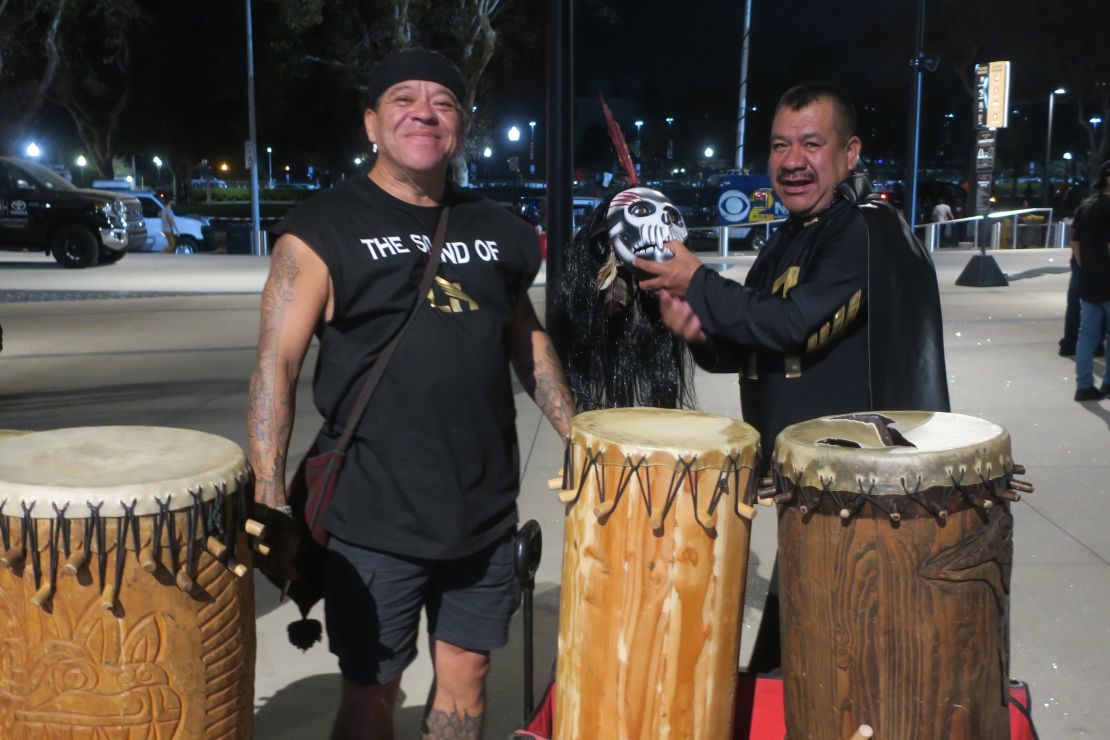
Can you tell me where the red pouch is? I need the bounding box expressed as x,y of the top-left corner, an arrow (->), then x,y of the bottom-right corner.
302,449 -> 345,547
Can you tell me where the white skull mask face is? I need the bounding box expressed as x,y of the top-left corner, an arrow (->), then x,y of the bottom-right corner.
605,187 -> 688,267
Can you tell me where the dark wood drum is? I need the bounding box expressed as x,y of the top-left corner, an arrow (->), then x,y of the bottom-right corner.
0,426 -> 257,739
772,411 -> 1031,740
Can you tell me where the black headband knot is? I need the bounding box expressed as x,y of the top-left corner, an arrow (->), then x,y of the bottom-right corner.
367,49 -> 466,107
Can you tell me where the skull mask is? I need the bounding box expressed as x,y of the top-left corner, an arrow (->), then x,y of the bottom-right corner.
605,187 -> 688,268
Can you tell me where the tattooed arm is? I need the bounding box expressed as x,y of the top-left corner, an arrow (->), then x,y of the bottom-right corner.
509,294 -> 575,439
247,235 -> 331,511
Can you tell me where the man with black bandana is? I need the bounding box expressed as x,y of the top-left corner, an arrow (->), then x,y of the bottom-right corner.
247,49 -> 574,739
637,82 -> 950,670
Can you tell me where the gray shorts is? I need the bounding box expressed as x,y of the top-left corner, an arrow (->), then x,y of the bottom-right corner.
322,532 -> 521,686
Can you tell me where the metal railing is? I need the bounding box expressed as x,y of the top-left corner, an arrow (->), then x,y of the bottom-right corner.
915,208 -> 1067,252
715,218 -> 788,256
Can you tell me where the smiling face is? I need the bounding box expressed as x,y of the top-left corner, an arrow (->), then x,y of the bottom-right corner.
364,80 -> 462,181
769,97 -> 860,220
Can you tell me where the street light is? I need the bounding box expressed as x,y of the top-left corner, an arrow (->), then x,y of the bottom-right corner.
1044,87 -> 1066,207
483,147 -> 493,158
528,121 -> 536,176
152,156 -> 163,184
703,147 -> 715,159
665,117 -> 675,160
266,146 -> 273,187
25,142 -> 41,158
634,120 -> 644,159
75,155 -> 87,168
507,125 -> 521,143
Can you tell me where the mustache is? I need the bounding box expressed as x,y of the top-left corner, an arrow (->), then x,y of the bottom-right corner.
775,169 -> 815,182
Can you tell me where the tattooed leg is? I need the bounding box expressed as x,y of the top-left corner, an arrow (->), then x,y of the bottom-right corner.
422,640 -> 488,740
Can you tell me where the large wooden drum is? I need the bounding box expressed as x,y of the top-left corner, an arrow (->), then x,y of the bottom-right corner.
0,426 -> 256,739
555,408 -> 759,740
773,412 -> 1027,740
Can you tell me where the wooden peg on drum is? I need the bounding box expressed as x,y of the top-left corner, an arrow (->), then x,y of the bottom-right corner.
64,503 -> 97,576
204,488 -> 229,561
1,503 -> 30,569
849,725 -> 875,740
244,518 -> 267,539
757,474 -> 777,505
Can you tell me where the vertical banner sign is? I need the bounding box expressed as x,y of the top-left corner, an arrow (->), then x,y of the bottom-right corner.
244,140 -> 256,170
975,127 -> 996,215
975,64 -> 990,130
987,61 -> 1011,129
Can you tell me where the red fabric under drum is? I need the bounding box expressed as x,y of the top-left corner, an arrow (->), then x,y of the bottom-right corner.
516,674 -> 1038,740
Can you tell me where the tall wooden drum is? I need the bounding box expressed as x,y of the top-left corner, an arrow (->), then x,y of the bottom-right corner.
773,412 -> 1027,740
555,408 -> 759,740
0,426 -> 256,739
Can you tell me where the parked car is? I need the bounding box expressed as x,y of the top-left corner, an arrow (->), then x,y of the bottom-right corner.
0,156 -> 146,267
190,176 -> 228,190
130,191 -> 213,253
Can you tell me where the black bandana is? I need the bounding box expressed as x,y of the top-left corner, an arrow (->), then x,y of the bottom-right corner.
367,49 -> 466,107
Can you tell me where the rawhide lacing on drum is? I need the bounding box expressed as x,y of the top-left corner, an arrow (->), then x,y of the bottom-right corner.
772,462 -> 1031,523
562,443 -> 755,529
24,501 -> 40,589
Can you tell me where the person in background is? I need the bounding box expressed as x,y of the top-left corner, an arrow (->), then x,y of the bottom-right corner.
159,196 -> 178,253
1072,160 -> 1110,402
932,197 -> 954,247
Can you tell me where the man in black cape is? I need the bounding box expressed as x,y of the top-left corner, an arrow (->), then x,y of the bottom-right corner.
637,82 -> 950,670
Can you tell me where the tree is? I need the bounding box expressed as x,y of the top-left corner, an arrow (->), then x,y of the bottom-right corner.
265,0 -> 535,184
50,0 -> 142,177
0,0 -> 68,156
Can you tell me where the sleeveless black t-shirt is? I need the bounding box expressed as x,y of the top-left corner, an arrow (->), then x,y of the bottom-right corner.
275,175 -> 541,558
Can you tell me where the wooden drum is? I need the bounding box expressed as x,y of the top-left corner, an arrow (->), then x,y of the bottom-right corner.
555,408 -> 759,739
0,426 -> 256,739
773,412 -> 1030,740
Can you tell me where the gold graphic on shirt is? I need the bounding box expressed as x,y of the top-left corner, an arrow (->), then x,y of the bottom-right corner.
745,350 -> 759,380
785,354 -> 801,379
771,266 -> 801,298
805,288 -> 864,354
427,276 -> 479,313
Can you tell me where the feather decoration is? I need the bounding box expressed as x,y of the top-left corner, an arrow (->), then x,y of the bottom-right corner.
599,94 -> 639,187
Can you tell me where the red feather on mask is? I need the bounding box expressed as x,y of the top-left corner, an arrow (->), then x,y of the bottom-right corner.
599,94 -> 639,187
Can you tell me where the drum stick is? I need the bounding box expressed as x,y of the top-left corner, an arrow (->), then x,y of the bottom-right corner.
244,518 -> 266,538
849,725 -> 874,740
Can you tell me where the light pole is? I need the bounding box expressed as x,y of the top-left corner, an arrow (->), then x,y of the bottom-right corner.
665,117 -> 675,161
266,147 -> 273,188
634,120 -> 643,159
1044,87 -> 1066,207
528,121 -> 536,176
153,156 -> 163,185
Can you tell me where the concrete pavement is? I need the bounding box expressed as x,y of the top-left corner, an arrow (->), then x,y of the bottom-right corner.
0,246 -> 1106,738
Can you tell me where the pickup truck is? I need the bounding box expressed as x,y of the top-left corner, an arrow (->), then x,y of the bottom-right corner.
0,156 -> 147,268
